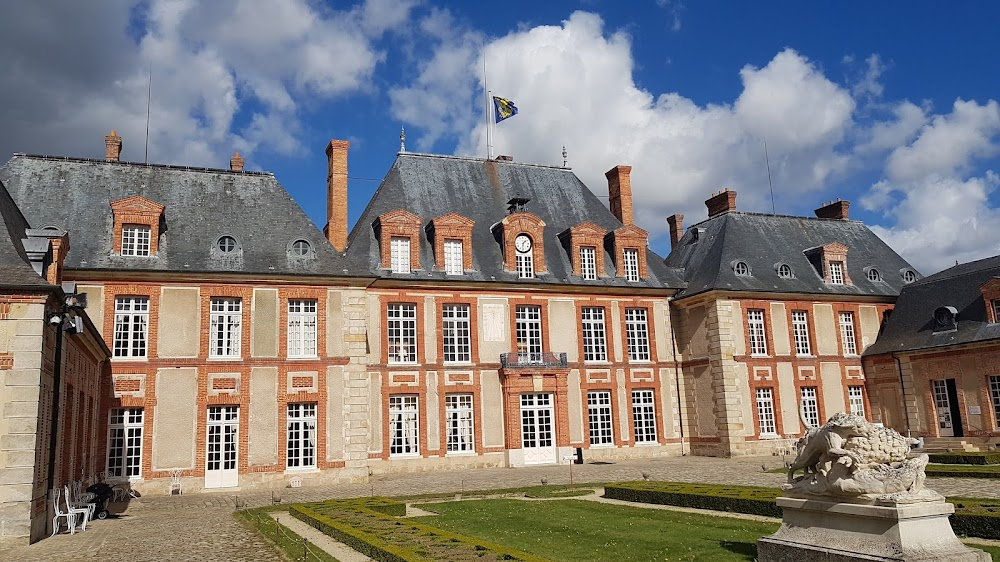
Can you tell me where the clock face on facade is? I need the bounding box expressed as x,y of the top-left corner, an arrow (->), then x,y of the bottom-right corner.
514,234 -> 532,253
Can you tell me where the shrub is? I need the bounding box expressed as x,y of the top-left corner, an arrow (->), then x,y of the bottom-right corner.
928,452 -> 1000,465
603,482 -> 782,518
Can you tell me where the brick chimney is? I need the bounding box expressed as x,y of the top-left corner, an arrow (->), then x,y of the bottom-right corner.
606,165 -> 634,225
324,140 -> 350,252
666,214 -> 684,250
229,151 -> 245,172
814,198 -> 850,220
105,130 -> 123,162
705,188 -> 737,218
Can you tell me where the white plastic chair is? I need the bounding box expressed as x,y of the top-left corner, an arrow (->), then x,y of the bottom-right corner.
167,469 -> 183,496
63,485 -> 90,531
72,480 -> 96,520
51,488 -> 78,536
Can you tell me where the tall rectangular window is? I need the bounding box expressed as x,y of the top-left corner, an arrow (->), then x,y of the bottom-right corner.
801,387 -> 819,427
581,307 -> 608,362
444,239 -> 464,275
442,304 -> 471,364
445,394 -> 474,453
387,304 -> 417,364
992,299 -> 1000,323
516,249 -> 534,279
623,248 -> 640,282
286,403 -> 316,469
580,246 -> 597,280
792,310 -> 811,355
107,408 -> 143,478
747,309 -> 768,356
587,390 -> 613,446
625,308 -> 651,362
389,395 -> 419,456
121,224 -> 151,256
829,261 -> 844,284
631,389 -> 657,442
989,375 -> 1000,429
287,299 -> 317,358
755,388 -> 776,436
113,296 -> 149,358
515,305 -> 543,362
210,298 -> 242,358
390,236 -> 410,273
848,386 -> 866,417
840,312 -> 858,355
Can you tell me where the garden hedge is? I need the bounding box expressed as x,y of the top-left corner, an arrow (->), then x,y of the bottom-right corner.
925,465 -> 1000,479
928,451 -> 1000,465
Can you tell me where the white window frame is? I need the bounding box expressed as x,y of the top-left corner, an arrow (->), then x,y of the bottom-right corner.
867,268 -> 881,282
992,299 -> 1000,324
389,395 -> 419,456
734,261 -> 751,276
286,403 -> 317,469
747,309 -> 768,356
777,264 -> 793,279
989,375 -> 1000,429
515,305 -> 543,362
631,389 -> 657,443
444,239 -> 464,275
581,307 -> 608,363
121,224 -> 151,256
107,407 -> 143,479
390,236 -> 410,274
580,246 -> 597,280
445,394 -> 475,454
387,303 -> 417,364
113,296 -> 149,358
756,387 -> 777,436
442,304 -> 471,364
209,298 -> 242,358
516,246 -> 534,279
829,261 -> 844,284
903,270 -> 917,283
287,299 -> 317,358
848,386 -> 866,418
801,386 -> 820,427
625,308 -> 651,362
623,248 -> 640,282
839,312 -> 858,355
587,390 -> 614,446
792,310 -> 811,356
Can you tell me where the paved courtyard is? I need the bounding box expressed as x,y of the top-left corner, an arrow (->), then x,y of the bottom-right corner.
5,455 -> 999,561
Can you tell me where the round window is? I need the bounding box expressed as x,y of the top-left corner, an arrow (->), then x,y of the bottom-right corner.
902,270 -> 916,283
291,239 -> 312,257
777,264 -> 793,279
217,235 -> 237,253
866,268 -> 881,282
734,261 -> 751,276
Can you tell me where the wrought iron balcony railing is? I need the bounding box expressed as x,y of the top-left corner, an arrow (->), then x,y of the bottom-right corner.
500,352 -> 568,369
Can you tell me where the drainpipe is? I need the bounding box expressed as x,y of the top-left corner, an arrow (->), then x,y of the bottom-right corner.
46,311 -> 65,516
892,353 -> 912,438
668,298 -> 686,456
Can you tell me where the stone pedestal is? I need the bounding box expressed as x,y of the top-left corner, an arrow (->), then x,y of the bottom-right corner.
757,497 -> 989,561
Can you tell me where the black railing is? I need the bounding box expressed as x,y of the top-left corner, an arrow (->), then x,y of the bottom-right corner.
500,352 -> 568,368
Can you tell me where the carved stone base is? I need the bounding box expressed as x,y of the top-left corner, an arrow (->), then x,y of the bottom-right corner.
757,497 -> 990,561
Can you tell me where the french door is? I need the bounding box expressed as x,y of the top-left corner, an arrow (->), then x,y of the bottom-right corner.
931,380 -> 954,437
520,393 -> 556,465
206,406 -> 239,488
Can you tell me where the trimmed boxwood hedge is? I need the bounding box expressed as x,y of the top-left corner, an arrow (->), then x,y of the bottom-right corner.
926,464 -> 1000,478
605,482 -> 1000,540
928,451 -> 1000,465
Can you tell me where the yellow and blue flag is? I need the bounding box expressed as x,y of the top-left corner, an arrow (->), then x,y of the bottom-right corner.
493,96 -> 518,123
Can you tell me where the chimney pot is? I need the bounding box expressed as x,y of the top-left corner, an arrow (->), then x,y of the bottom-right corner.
324,140 -> 350,252
229,151 -> 245,172
667,214 -> 684,251
705,188 -> 738,218
495,155 -> 513,162
814,199 -> 850,220
105,129 -> 123,162
605,165 -> 634,225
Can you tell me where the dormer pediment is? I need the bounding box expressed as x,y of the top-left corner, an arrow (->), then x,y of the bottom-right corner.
375,209 -> 422,230
822,241 -> 849,254
569,222 -> 607,237
610,224 -> 649,239
430,212 -> 475,229
111,196 -> 165,216
500,212 -> 545,231
979,277 -> 1000,294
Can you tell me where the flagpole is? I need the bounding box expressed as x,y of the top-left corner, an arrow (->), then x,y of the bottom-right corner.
483,46 -> 492,160
487,90 -> 494,159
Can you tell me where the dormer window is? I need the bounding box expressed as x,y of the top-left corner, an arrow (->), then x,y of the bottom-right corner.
902,269 -> 917,284
562,222 -> 606,280
580,246 -> 597,280
289,239 -> 314,258
427,213 -> 474,276
992,299 -> 1000,324
444,239 -> 463,275
805,242 -> 851,285
391,237 -> 411,274
515,234 -> 534,278
606,224 -> 648,281
375,209 -> 422,274
121,224 -> 151,256
829,261 -> 844,284
933,306 -> 958,333
217,235 -> 238,253
734,261 -> 751,277
866,267 -> 882,282
496,212 -> 546,277
979,277 -> 1000,323
777,264 -> 793,279
623,248 -> 640,282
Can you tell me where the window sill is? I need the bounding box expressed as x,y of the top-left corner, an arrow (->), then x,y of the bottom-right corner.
750,354 -> 771,359
628,360 -> 653,365
388,362 -> 420,367
584,361 -> 611,366
445,451 -> 477,457
634,441 -> 659,447
758,433 -> 782,440
112,356 -> 148,362
389,453 -> 421,459
442,362 -> 473,368
288,355 -> 320,361
208,356 -> 243,362
284,467 -> 319,474
589,443 -> 614,449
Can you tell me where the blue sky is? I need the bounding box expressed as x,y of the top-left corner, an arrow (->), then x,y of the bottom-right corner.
2,1 -> 999,274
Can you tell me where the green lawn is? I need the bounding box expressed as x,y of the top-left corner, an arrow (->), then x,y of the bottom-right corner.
412,499 -> 779,561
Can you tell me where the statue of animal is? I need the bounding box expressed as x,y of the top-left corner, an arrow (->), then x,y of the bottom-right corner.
787,412 -> 868,483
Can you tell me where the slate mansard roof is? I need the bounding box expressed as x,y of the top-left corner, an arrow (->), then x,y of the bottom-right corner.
0,179 -> 57,288
863,255 -> 1000,356
664,211 -> 919,299
342,152 -> 685,289
0,154 -> 342,277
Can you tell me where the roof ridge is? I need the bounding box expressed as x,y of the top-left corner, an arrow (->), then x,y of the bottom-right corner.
688,210 -> 863,229
912,257 -> 1000,285
12,153 -> 274,177
399,151 -> 571,171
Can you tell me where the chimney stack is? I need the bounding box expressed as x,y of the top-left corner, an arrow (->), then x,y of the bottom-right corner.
705,188 -> 737,218
666,214 -> 684,250
606,165 -> 634,225
814,198 -> 850,220
105,130 -> 122,162
229,151 -> 245,172
324,139 -> 350,252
